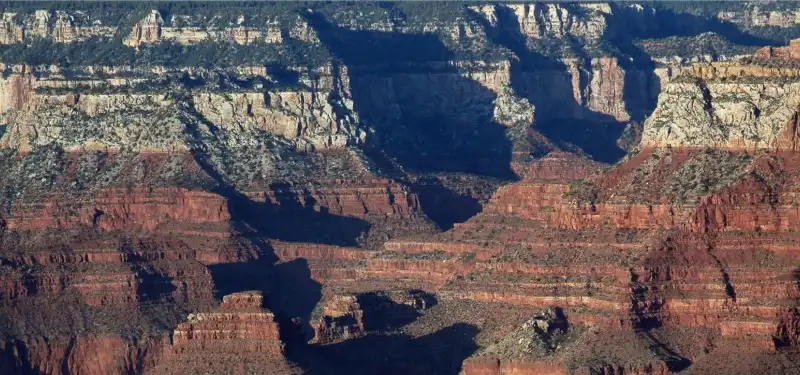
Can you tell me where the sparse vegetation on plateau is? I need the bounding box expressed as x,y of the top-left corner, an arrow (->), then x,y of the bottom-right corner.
663,149 -> 751,203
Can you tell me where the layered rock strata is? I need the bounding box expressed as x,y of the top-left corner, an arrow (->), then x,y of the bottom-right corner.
123,10 -> 294,47
271,49 -> 800,371
0,64 -> 364,153
150,291 -> 300,375
642,41 -> 800,151
0,10 -> 116,44
276,152 -> 800,373
2,3 -> 800,375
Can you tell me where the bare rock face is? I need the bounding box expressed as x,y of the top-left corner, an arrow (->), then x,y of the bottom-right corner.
193,90 -> 360,151
718,4 -> 800,28
470,3 -> 611,42
492,85 -> 535,127
478,307 -> 570,358
151,291 -> 301,375
0,65 -> 363,154
0,13 -> 23,44
586,57 -> 630,122
0,336 -> 167,375
347,57 -> 631,135
2,92 -> 186,153
124,10 -> 286,47
124,10 -> 164,46
641,54 -> 800,150
0,64 -> 35,115
754,38 -> 800,60
0,10 -> 115,44
311,294 -> 366,344
311,290 -> 433,344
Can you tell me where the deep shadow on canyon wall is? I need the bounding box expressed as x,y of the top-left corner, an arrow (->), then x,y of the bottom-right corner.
607,3 -> 778,126
306,11 -> 521,228
205,15 -> 495,370
465,3 -> 780,165
306,13 -> 516,180
199,6 -> 786,344
182,94 -> 372,246
289,323 -> 479,375
471,4 -> 628,164
0,343 -> 46,375
412,178 -> 486,230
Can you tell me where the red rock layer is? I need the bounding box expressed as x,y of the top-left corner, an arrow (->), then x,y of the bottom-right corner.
0,149 -> 433,374
0,336 -> 166,375
266,150 -> 800,373
0,235 -> 215,307
754,38 -> 800,60
253,179 -> 421,218
150,291 -> 299,375
5,188 -> 229,231
461,357 -> 671,375
311,290 -> 433,344
5,180 -> 419,232
515,151 -> 604,182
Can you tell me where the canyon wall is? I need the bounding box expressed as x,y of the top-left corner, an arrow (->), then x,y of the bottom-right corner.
1,2 -> 800,375
0,64 -> 364,153
0,57 -> 632,156
642,41 -> 800,151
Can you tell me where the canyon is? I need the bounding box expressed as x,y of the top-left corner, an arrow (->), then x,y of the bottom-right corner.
2,2 -> 800,375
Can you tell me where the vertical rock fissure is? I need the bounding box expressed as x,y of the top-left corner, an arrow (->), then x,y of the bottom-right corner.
60,336 -> 76,375
629,268 -> 692,371
786,108 -> 800,152
708,247 -> 737,303
698,79 -> 717,126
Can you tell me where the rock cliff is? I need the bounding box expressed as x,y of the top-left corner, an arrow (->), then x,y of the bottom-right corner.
0,64 -> 364,154
0,10 -> 116,44
150,291 -> 301,375
641,40 -> 800,150
272,42 -> 800,374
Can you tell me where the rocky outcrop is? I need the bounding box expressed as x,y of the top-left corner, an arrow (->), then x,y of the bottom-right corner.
0,10 -> 115,44
0,64 -> 35,116
124,10 -> 285,47
755,39 -> 800,60
0,64 -> 364,153
124,10 -> 163,46
150,291 -> 301,375
469,3 -> 611,43
718,4 -> 800,28
641,56 -> 800,150
311,290 -> 434,344
586,57 -> 630,122
193,90 -> 360,150
492,85 -> 535,127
